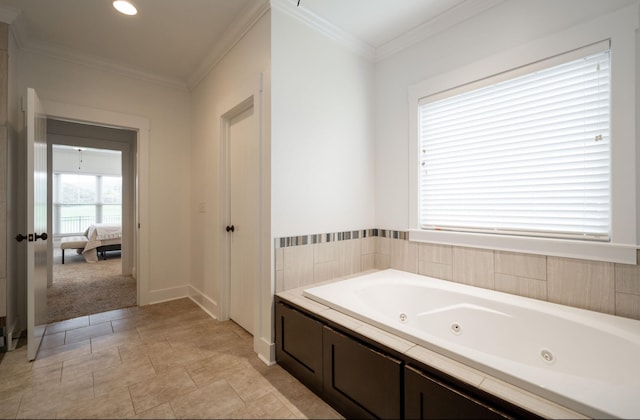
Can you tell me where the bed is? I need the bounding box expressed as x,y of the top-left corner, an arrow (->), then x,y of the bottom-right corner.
82,224 -> 122,262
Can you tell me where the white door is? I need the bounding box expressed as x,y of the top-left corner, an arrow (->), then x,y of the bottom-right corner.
228,105 -> 259,335
25,88 -> 48,361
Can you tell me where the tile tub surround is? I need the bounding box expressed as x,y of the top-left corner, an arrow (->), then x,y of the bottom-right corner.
275,230 -> 640,320
0,299 -> 341,419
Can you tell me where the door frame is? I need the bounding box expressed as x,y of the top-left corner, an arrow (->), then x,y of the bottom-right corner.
218,72 -> 270,360
41,100 -> 150,305
220,95 -> 256,324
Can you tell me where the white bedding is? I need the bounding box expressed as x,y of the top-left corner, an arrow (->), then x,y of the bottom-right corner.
82,224 -> 122,262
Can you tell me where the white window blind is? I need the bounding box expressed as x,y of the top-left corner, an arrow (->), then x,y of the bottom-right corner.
418,45 -> 611,240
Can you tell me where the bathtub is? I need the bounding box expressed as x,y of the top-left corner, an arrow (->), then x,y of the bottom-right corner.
302,269 -> 640,419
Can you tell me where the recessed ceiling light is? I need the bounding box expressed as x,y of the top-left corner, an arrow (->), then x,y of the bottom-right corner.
113,0 -> 137,16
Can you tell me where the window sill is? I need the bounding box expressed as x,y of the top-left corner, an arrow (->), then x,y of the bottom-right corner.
409,229 -> 637,265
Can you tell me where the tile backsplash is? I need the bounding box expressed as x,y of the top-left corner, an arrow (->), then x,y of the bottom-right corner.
274,230 -> 640,320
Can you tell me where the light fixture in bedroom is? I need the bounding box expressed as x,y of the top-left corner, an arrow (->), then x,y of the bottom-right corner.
77,148 -> 84,170
113,0 -> 138,16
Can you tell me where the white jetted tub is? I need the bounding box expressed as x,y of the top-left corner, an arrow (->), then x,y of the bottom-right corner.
303,269 -> 640,419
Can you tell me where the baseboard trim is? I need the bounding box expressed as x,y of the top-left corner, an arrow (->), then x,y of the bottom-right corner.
255,336 -> 275,365
147,285 -> 189,305
188,285 -> 218,320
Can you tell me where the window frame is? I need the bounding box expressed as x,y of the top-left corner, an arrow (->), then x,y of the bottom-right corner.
407,7 -> 638,264
53,172 -> 123,236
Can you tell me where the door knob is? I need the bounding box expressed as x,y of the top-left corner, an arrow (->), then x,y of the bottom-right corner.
35,232 -> 48,241
226,225 -> 235,233
16,233 -> 28,242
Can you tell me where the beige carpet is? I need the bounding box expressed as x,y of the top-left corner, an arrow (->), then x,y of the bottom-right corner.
48,256 -> 136,323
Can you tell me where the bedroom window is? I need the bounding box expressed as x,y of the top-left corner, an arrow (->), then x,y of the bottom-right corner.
53,173 -> 122,235
417,43 -> 611,241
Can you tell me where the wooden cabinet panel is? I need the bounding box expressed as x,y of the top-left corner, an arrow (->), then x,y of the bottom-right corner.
275,301 -> 324,393
323,326 -> 402,419
404,365 -> 508,419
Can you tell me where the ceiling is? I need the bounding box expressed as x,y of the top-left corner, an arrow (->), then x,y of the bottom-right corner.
0,0 -> 490,88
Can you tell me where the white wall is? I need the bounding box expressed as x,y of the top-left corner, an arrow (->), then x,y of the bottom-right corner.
52,147 -> 121,176
375,0 -> 640,234
16,49 -> 192,303
271,7 -> 376,238
189,11 -> 271,359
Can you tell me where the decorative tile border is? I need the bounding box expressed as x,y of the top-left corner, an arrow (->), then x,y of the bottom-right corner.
275,229 -> 408,248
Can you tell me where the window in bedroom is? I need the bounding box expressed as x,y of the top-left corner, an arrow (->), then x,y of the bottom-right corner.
417,42 -> 611,241
54,173 -> 122,235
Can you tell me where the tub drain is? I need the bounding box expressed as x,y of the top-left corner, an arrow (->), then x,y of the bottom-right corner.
450,322 -> 462,335
540,349 -> 555,364
399,313 -> 408,323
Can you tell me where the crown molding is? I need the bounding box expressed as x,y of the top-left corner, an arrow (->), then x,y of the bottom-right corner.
376,0 -> 506,62
270,0 -> 376,62
187,0 -> 271,90
22,39 -> 188,90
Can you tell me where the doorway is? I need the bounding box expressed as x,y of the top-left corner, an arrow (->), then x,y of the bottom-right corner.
46,119 -> 137,322
223,97 -> 260,336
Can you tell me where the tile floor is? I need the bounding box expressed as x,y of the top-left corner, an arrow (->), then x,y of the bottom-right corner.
0,298 -> 342,419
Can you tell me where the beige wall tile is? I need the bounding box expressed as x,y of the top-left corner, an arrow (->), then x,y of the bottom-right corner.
361,254 -> 375,271
390,239 -> 417,273
376,236 -> 390,255
418,243 -> 452,265
495,251 -> 546,280
494,274 -> 547,300
314,260 -> 340,283
418,261 -> 452,280
361,236 -> 376,254
375,253 -> 390,269
313,242 -> 336,264
275,270 -> 284,293
283,244 -> 314,290
339,239 -> 362,276
615,263 -> 640,295
547,257 -> 615,314
274,248 -> 283,271
616,293 -> 640,320
452,247 -> 494,289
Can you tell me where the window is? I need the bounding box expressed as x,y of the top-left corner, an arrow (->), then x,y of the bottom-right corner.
53,173 -> 122,235
417,44 -> 610,241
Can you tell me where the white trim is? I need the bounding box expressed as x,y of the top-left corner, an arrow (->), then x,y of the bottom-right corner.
409,229 -> 637,264
255,336 -> 276,366
408,4 -> 639,264
41,99 -> 151,306
188,285 -> 219,320
270,0 -> 375,61
187,0 -> 270,90
376,0 -> 506,62
147,285 -> 189,305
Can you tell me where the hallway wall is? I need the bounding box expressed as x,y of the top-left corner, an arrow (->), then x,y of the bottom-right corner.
15,47 -> 192,305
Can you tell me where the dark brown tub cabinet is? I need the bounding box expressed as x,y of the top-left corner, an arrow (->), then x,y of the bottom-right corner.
275,296 -> 541,420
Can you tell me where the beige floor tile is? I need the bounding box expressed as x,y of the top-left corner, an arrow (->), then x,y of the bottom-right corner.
65,321 -> 114,344
129,366 -> 197,414
32,339 -> 92,370
224,360 -> 274,403
228,392 -> 298,419
40,331 -> 66,350
1,298 -> 341,420
56,386 -> 135,419
45,316 -> 90,336
16,373 -> 94,418
93,356 -> 157,396
0,393 -> 21,419
132,402 -> 176,419
186,352 -> 246,388
90,328 -> 142,353
170,379 -> 245,419
89,308 -> 132,325
61,347 -> 122,383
